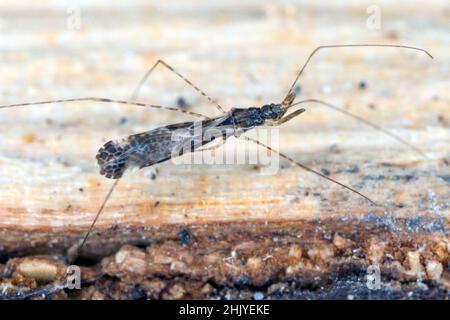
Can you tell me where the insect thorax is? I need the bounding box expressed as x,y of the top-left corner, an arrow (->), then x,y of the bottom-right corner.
230,104 -> 283,129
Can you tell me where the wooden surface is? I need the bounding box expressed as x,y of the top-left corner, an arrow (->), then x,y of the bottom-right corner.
0,1 -> 449,299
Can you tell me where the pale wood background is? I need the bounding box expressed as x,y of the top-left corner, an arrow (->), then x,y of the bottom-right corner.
0,0 -> 448,282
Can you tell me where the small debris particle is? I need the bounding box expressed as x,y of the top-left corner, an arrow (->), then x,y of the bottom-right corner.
368,103 -> 376,110
267,283 -> 287,296
307,245 -> 334,262
113,245 -> 147,274
363,175 -> 385,181
176,97 -> 188,109
405,251 -> 424,278
437,114 -> 446,125
246,257 -> 262,271
170,261 -> 186,272
368,240 -> 386,264
204,252 -> 222,264
79,188 -> 84,192
22,133 -> 39,144
119,117 -> 128,125
163,284 -> 185,300
320,168 -> 330,176
431,241 -> 449,261
91,291 -> 106,300
179,228 -> 192,245
345,165 -> 360,174
425,261 -> 443,281
406,217 -> 422,232
288,245 -> 302,259
16,258 -> 58,284
154,201 -> 160,207
333,234 -> 353,250
201,283 -> 214,295
358,80 -> 367,90
236,276 -> 251,286
253,292 -> 264,300
386,30 -> 398,40
153,253 -> 173,265
129,286 -> 147,300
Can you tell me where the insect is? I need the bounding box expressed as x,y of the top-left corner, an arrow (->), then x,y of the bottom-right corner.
0,44 -> 432,257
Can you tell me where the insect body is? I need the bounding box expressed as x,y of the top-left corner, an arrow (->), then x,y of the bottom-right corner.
97,94 -> 298,179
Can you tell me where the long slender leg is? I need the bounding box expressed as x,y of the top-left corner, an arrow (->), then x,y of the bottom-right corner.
284,44 -> 433,101
0,97 -> 209,119
131,59 -> 226,114
288,99 -> 427,158
75,179 -> 120,255
240,135 -> 379,207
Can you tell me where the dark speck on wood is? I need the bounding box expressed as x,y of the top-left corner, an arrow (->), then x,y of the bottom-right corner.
129,286 -> 147,300
344,166 -> 360,174
180,228 -> 192,245
176,96 -> 188,109
119,117 -> 128,125
363,174 -> 416,182
358,80 -> 367,90
363,175 -> 385,181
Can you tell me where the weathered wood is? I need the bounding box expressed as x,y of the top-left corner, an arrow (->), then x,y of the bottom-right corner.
0,1 -> 448,299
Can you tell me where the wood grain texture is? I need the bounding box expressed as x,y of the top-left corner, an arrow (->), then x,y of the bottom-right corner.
0,1 -> 449,299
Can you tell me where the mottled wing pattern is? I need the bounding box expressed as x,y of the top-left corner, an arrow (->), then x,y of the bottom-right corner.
96,116 -> 229,179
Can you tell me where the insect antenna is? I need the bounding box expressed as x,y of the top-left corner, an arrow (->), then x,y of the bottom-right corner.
0,97 -> 210,119
241,135 -> 379,207
285,44 -> 433,100
290,99 -> 428,158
